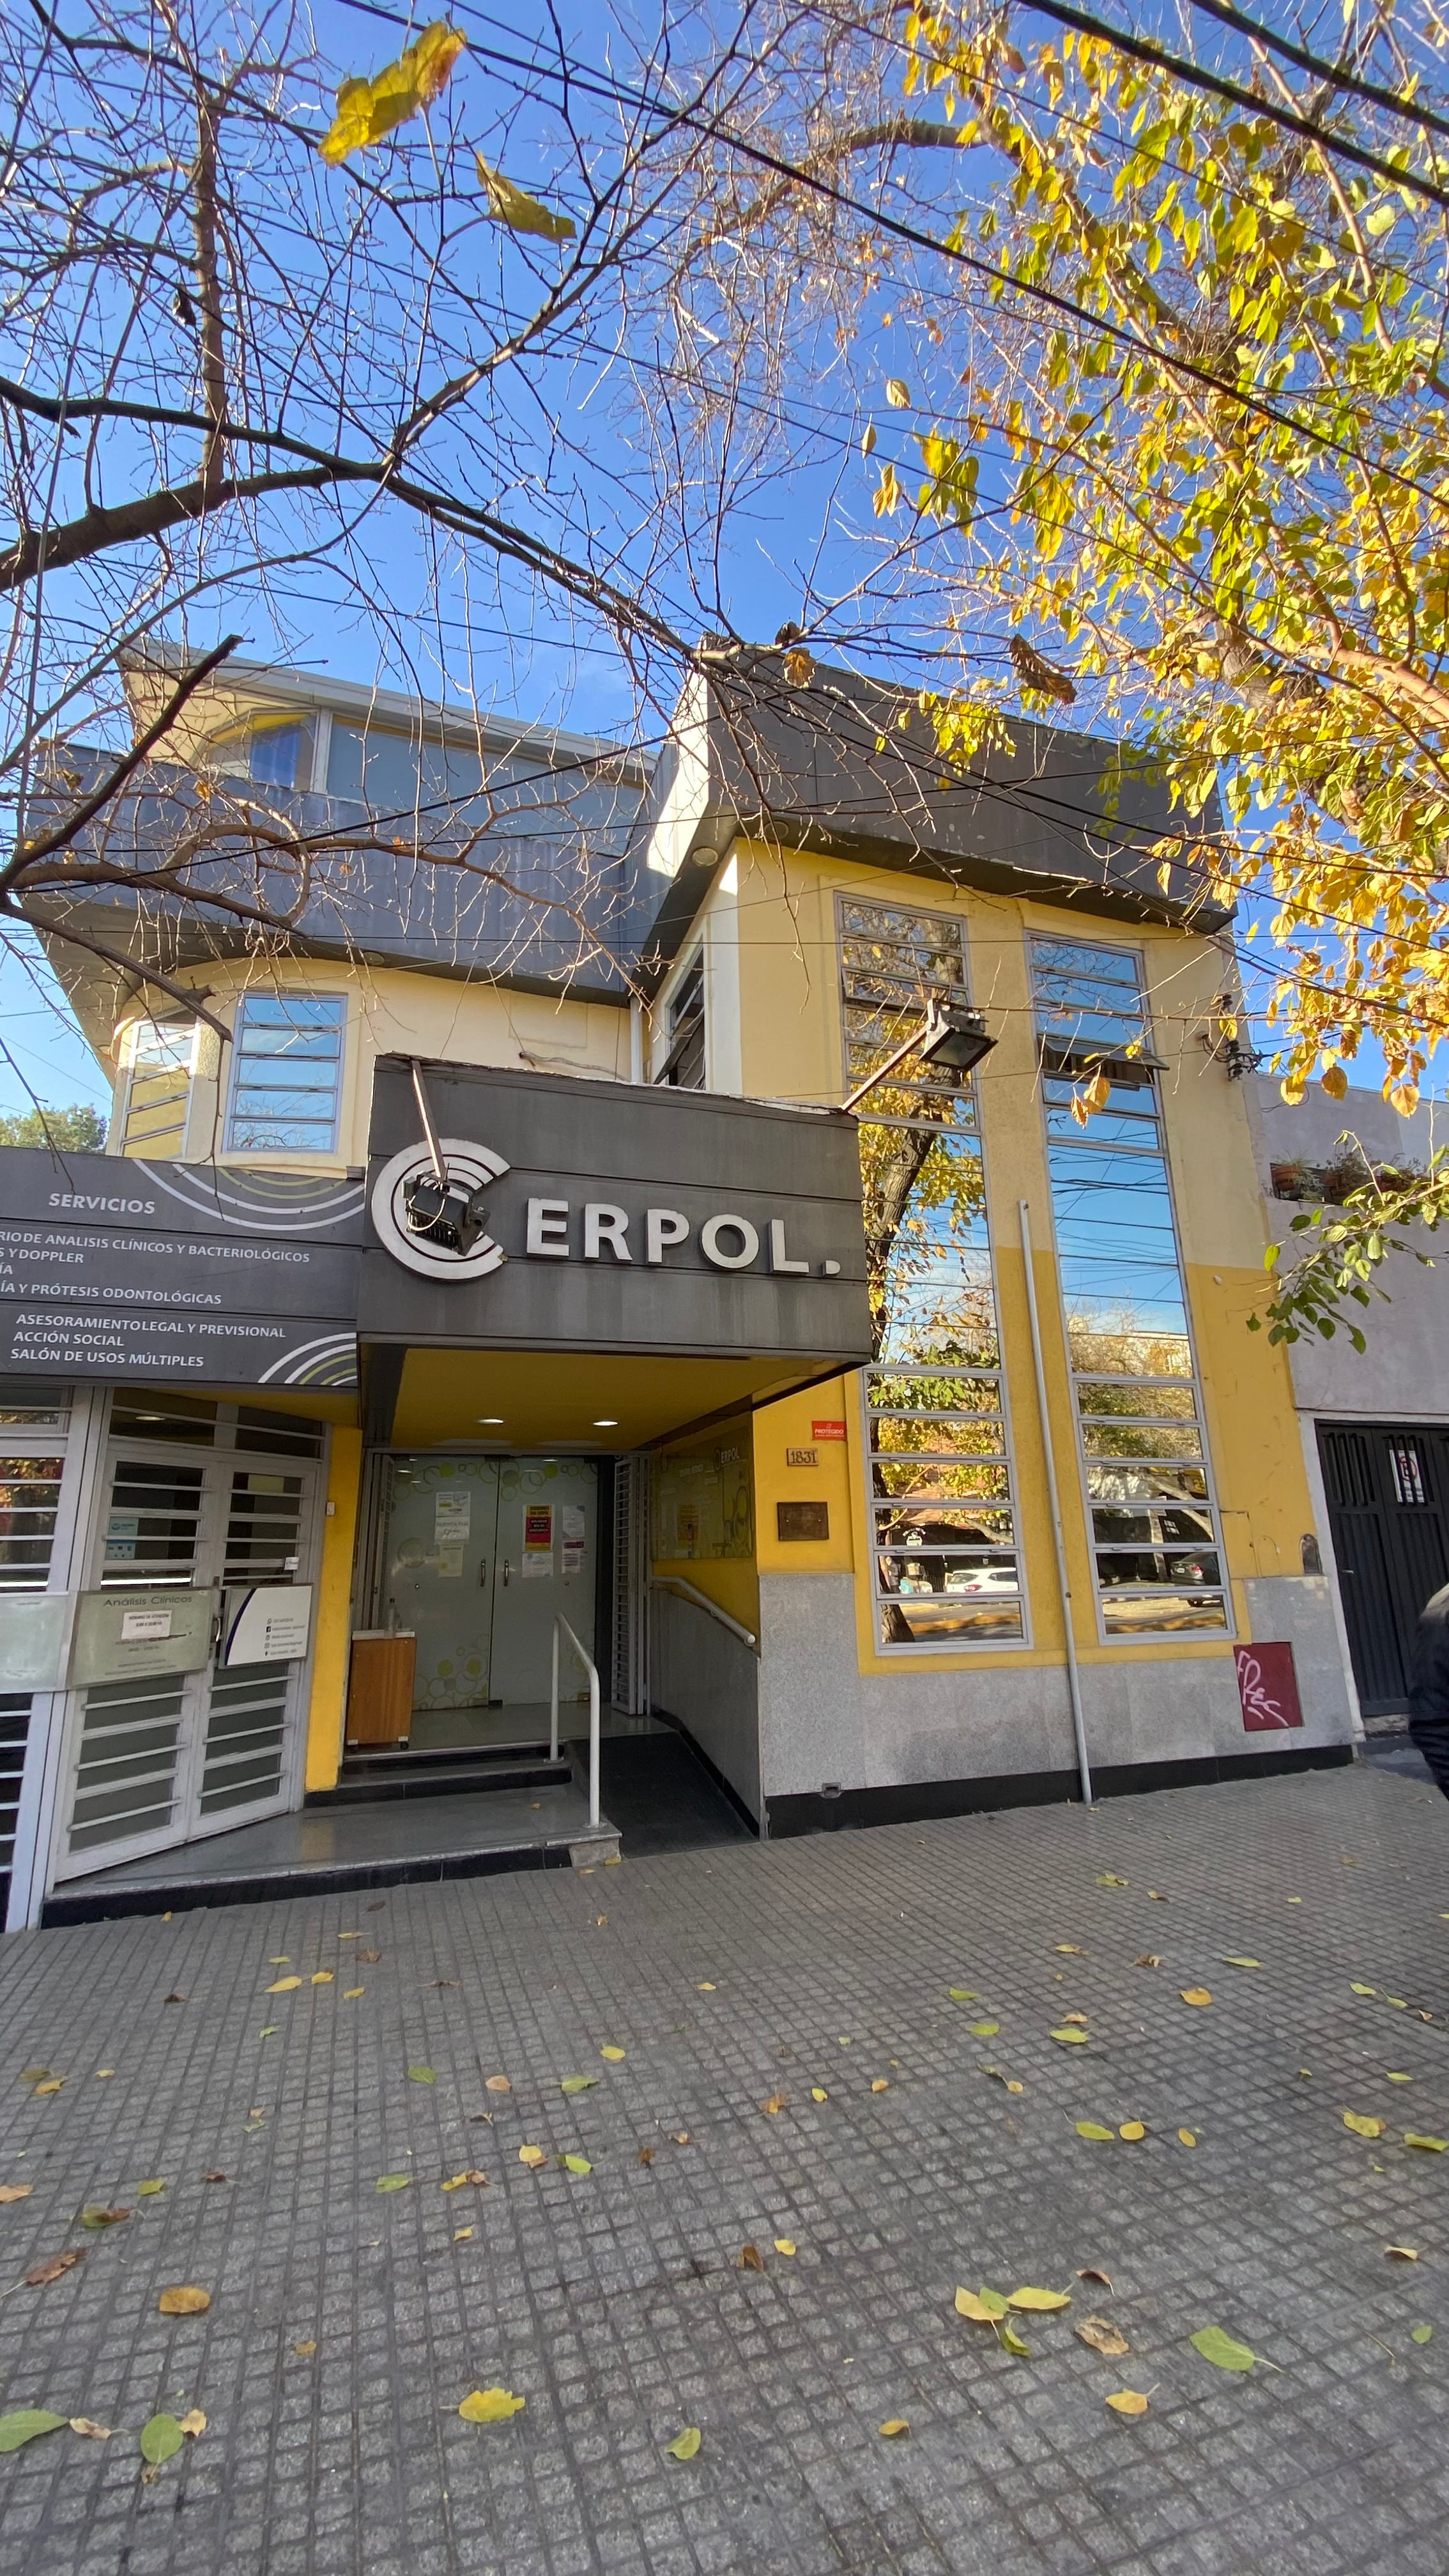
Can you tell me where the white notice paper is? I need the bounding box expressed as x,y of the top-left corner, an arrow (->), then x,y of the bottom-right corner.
434,1489 -> 470,1579
121,1607 -> 172,1643
561,1502 -> 585,1577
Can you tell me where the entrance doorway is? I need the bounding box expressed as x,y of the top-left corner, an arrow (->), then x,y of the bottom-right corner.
56,1399 -> 324,1878
378,1455 -> 597,1745
1318,1422 -> 1449,1715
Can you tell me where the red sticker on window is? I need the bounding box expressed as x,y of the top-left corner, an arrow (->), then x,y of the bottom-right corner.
1235,1642 -> 1303,1731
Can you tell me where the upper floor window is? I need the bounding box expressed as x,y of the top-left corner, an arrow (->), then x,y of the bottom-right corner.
118,1019 -> 197,1156
224,996 -> 346,1156
206,714 -> 316,791
326,723 -> 484,818
655,954 -> 706,1090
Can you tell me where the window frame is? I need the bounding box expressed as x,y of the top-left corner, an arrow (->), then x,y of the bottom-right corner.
222,992 -> 348,1160
1029,931 -> 1234,1644
653,946 -> 707,1090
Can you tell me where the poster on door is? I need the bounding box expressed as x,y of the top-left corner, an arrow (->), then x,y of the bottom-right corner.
522,1502 -> 553,1575
562,1503 -> 585,1579
433,1488 -> 470,1579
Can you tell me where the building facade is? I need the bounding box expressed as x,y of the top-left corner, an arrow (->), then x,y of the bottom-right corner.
0,655 -> 1357,1927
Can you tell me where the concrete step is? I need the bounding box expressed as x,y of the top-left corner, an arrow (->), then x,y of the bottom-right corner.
319,1753 -> 573,1805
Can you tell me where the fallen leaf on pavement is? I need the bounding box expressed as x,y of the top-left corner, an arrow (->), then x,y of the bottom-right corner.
344,1988 -> 365,2000
1135,1956 -> 1162,1968
294,2340 -> 318,2355
311,1973 -> 333,1986
441,2171 -> 487,2190
1077,2267 -> 1114,2288
162,1993 -> 186,2005
871,2078 -> 890,2092
266,1977 -> 302,1993
955,2287 -> 1008,2321
1180,1989 -> 1213,2007
1191,2326 -> 1259,2372
560,2076 -> 598,2095
80,2206 -> 129,2229
431,1979 -> 458,1989
1053,1945 -> 1082,1956
1405,2133 -> 1448,2151
638,2148 -> 654,2165
1350,1983 -> 1376,1997
878,2418 -> 910,2437
737,2244 -> 765,2271
25,2250 -> 84,2286
359,1949 -> 381,1962
1148,1890 -> 1169,1901
668,2131 -> 691,2145
1178,2128 -> 1198,2147
0,2186 -> 33,2204
760,2094 -> 787,2115
202,2172 -> 228,2184
1051,2028 -> 1089,2045
774,2239 -> 797,2256
1222,1957 -> 1262,1969
999,2320 -> 1031,2357
139,2414 -> 184,2466
137,2180 -> 165,2196
696,1982 -> 714,1991
518,2145 -> 546,2169
178,2410 -> 206,2437
1386,2245 -> 1420,2260
1119,2121 -> 1147,2142
70,2418 -> 111,2439
1061,2012 -> 1089,2025
599,2046 -> 626,2062
375,2174 -> 411,2192
485,2075 -> 511,2093
666,2425 -> 701,2459
407,2066 -> 435,2085
967,2021 -> 999,2038
158,2286 -> 210,2315
32,2080 -> 63,2096
454,2226 -> 473,2241
1077,2316 -> 1130,2357
561,2154 -> 592,2176
1075,2122 -> 1116,2142
1106,2389 -> 1149,2416
948,1987 -> 980,2000
811,2087 -> 829,2102
338,1931 -> 362,1940
0,2409 -> 66,2451
1344,2112 -> 1386,2139
1413,2324 -> 1434,2344
19,2068 -> 52,2084
1096,1874 -> 1128,1887
459,2388 -> 525,2423
1009,2287 -> 1071,2312
1387,2073 -> 1413,2083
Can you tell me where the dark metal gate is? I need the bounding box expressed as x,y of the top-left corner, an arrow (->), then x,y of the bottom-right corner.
1318,1423 -> 1449,1715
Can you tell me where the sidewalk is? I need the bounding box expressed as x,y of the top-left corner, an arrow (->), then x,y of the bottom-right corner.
4,1759 -> 1449,2576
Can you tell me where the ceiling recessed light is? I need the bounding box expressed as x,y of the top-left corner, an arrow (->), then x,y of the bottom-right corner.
592,1418 -> 618,1428
477,1416 -> 504,1425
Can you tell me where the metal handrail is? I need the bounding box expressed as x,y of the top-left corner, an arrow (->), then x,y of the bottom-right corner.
551,1613 -> 601,1828
650,1575 -> 758,1652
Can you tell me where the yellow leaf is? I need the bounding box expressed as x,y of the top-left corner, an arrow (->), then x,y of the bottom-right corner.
760,2093 -> 788,2115
1053,1944 -> 1082,1955
1177,2128 -> 1198,2147
1075,2121 -> 1116,2142
885,378 -> 911,408
1387,2072 -> 1413,2082
157,2285 -> 210,2315
871,2078 -> 890,2092
1344,2112 -> 1386,2138
1061,2012 -> 1089,2025
69,2418 -> 112,2439
137,2180 -> 165,2196
1051,2027 -> 1089,2044
310,1972 -> 334,1985
811,2087 -> 829,2102
1319,1064 -> 1349,1100
177,2409 -> 206,2438
1390,1079 -> 1421,1117
266,1977 -> 302,1993
1096,1873 -> 1128,1887
476,158 -> 576,242
697,1983 -> 716,1991
293,2342 -> 318,2356
1350,1984 -> 1376,1996
954,2287 -> 1007,2321
774,2239 -> 797,2256
518,2145 -> 546,2169
968,2021 -> 999,2037
1106,2389 -> 1150,2416
1008,2287 -> 1071,2312
1388,1997 -> 1409,2009
1083,1070 -> 1110,1113
1222,1957 -> 1261,1969
1179,1989 -> 1213,2007
1405,2133 -> 1448,2151
33,2080 -> 63,2096
344,1988 -> 365,2000
1386,2244 -> 1420,2260
1119,2121 -> 1146,2142
485,2074 -> 511,2092
319,23 -> 466,165
458,2387 -> 525,2423
599,2045 -> 626,2062
667,2425 -> 702,2459
861,422 -> 877,456
878,2418 -> 910,2437
454,2227 -> 473,2241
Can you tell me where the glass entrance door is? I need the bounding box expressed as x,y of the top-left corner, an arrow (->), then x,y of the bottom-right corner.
383,1457 -> 502,1717
380,1456 -> 597,1736
57,1409 -> 322,1877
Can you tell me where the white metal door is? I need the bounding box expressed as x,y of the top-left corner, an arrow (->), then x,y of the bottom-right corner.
57,1432 -> 320,1876
487,1459 -> 597,1704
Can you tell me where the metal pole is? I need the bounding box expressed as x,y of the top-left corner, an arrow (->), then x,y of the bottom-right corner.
1018,1199 -> 1093,1805
409,1058 -> 447,1183
588,1655 -> 601,1828
549,1620 -> 560,1763
840,1011 -> 935,1116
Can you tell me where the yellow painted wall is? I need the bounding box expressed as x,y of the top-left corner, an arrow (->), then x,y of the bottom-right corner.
649,1413 -> 762,1635
705,838 -> 1317,1672
305,1425 -> 363,1791
753,1378 -> 857,1577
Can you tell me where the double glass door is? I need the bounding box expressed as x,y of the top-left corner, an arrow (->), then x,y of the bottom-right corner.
383,1456 -> 597,1736
58,1424 -> 321,1876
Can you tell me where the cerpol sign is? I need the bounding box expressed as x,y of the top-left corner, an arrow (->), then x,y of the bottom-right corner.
370,1131 -> 839,1284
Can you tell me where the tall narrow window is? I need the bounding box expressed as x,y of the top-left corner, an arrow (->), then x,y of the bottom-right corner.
1031,935 -> 1229,1637
654,953 -> 706,1089
841,899 -> 1023,1646
224,995 -> 346,1155
118,1019 -> 197,1156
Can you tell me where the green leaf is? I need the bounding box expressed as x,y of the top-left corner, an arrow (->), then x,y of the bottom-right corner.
999,2320 -> 1031,2356
560,2076 -> 598,2094
1412,2324 -> 1434,2345
968,2021 -> 1000,2037
1404,2133 -> 1448,2152
947,1988 -> 979,2001
666,2424 -> 702,2459
139,2413 -> 185,2465
376,2174 -> 411,2192
407,2066 -> 435,2085
0,2410 -> 66,2453
1075,2120 -> 1116,2140
475,157 -> 576,241
561,2154 -> 593,2175
1051,2027 -> 1090,2045
1190,2326 -> 1259,2372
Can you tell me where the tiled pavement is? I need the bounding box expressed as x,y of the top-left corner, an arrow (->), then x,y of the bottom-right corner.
5,1761 -> 1449,2576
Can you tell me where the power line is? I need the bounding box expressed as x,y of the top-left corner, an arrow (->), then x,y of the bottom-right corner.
1183,0 -> 1449,151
